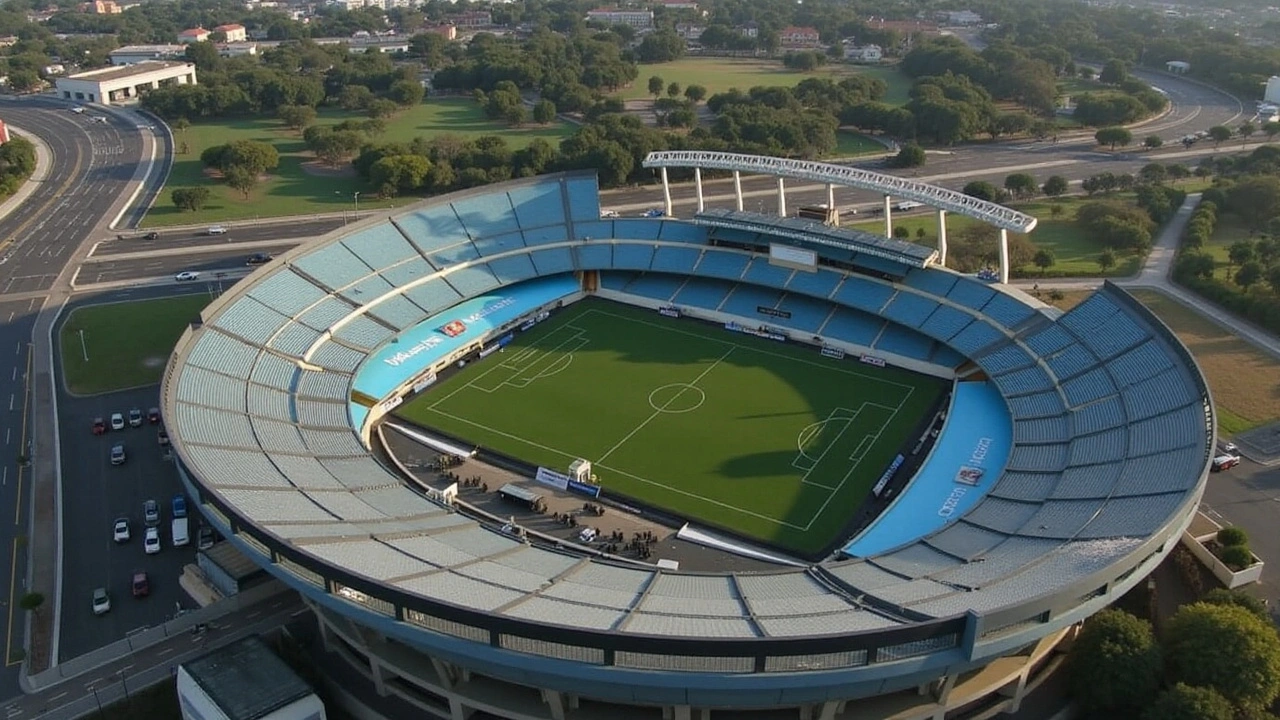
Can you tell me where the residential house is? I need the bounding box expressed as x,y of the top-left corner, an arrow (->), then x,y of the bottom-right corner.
213,23 -> 247,43
844,44 -> 882,63
586,8 -> 655,29
938,10 -> 982,26
453,11 -> 492,28
737,22 -> 758,38
177,27 -> 211,43
779,26 -> 821,48
658,0 -> 699,10
675,23 -> 704,40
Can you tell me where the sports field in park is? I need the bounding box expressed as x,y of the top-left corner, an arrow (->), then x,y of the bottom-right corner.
396,300 -> 944,555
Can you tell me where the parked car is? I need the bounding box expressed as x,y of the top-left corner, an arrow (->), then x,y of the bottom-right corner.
143,499 -> 160,527
600,209 -> 620,218
172,494 -> 187,519
175,271 -> 200,282
128,408 -> 143,427
147,407 -> 161,424
197,526 -> 215,551
92,417 -> 106,436
144,527 -> 161,554
109,443 -> 126,466
113,518 -> 130,543
157,427 -> 170,447
131,572 -> 149,597
1220,441 -> 1239,455
109,412 -> 125,431
92,588 -> 110,615
144,232 -> 159,240
1212,454 -> 1241,472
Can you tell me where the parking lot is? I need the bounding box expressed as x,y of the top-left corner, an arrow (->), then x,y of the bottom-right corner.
56,382 -> 200,662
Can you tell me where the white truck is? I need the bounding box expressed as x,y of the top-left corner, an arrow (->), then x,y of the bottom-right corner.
171,517 -> 190,547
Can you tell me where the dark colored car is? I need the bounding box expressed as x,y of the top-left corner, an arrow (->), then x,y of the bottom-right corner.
245,252 -> 273,266
147,407 -> 161,424
145,232 -> 159,240
131,571 -> 149,597
92,417 -> 106,435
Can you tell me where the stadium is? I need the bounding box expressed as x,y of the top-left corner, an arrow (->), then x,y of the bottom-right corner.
162,153 -> 1213,720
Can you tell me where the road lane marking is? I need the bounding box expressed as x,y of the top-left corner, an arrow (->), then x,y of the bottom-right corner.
157,647 -> 172,656
4,538 -> 17,667
15,343 -> 30,525
48,692 -> 65,702
0,124 -> 86,258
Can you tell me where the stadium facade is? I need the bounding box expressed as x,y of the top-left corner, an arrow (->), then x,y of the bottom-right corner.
163,167 -> 1213,720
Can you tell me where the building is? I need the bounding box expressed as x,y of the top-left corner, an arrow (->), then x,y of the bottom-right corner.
110,44 -> 185,65
938,10 -> 982,25
737,21 -> 758,38
177,27 -> 211,43
1265,76 -> 1280,105
55,61 -> 196,104
421,24 -> 456,41
452,11 -> 491,28
0,120 -> 12,145
79,0 -> 123,14
1166,60 -> 1190,74
675,22 -> 704,40
585,8 -> 654,29
177,637 -> 325,720
220,42 -> 258,58
779,26 -> 821,48
864,17 -> 940,36
658,0 -> 699,10
214,23 -> 247,43
845,43 -> 882,63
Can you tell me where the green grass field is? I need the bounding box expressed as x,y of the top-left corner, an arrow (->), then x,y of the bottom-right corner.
620,58 -> 914,104
59,295 -> 211,395
146,99 -> 574,227
396,300 -> 943,554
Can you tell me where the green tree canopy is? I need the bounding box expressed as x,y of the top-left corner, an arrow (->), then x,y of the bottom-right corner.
1164,602 -> 1280,711
1068,609 -> 1161,716
1141,683 -> 1235,720
1042,175 -> 1069,197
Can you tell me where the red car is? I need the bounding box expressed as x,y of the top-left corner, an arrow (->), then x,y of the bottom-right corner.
92,418 -> 106,436
131,571 -> 149,597
147,407 -> 161,424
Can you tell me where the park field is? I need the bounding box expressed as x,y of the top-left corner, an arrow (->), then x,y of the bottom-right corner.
145,99 -> 574,227
619,58 -> 914,104
396,300 -> 943,556
59,295 -> 211,395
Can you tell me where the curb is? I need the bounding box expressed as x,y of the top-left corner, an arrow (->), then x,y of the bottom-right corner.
0,124 -> 52,224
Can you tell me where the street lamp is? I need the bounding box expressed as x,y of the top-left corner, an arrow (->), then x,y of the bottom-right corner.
353,191 -> 361,215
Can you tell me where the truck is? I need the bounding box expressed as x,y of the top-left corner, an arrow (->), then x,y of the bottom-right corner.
171,517 -> 190,547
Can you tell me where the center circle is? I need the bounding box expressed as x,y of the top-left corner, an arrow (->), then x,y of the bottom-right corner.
648,383 -> 706,414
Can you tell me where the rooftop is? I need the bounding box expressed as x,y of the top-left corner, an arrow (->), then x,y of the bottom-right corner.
183,636 -> 313,720
67,60 -> 193,82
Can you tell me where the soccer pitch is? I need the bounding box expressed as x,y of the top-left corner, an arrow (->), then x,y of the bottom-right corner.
396,300 -> 945,555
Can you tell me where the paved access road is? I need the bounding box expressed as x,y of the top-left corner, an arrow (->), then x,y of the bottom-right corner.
77,242 -> 304,286
90,218 -> 344,257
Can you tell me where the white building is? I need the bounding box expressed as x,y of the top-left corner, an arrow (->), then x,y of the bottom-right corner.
213,23 -> 247,42
845,44 -> 882,63
938,10 -> 983,26
177,636 -> 325,720
55,61 -> 196,104
109,44 -> 185,65
177,27 -> 211,43
586,8 -> 654,29
1266,76 -> 1280,106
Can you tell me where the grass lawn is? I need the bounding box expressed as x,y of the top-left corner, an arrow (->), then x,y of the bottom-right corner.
619,58 -> 914,105
1201,214 -> 1253,280
145,99 -> 574,228
396,299 -> 943,555
1130,289 -> 1280,436
59,295 -> 210,395
834,130 -> 887,157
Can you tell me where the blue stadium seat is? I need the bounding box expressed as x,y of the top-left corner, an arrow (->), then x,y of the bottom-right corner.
821,308 -> 884,347
650,246 -> 702,274
981,292 -> 1037,329
471,231 -> 527,258
291,243 -> 373,291
875,324 -> 934,361
742,258 -> 794,288
340,224 -> 421,271
528,247 -> 574,276
565,176 -> 601,222
695,250 -> 750,280
488,254 -> 538,285
424,240 -> 481,270
833,276 -> 895,314
785,269 -> 843,299
394,205 -> 470,254
919,305 -> 973,342
881,291 -> 941,330
611,219 -> 662,241
623,273 -> 685,302
508,181 -> 567,229
403,278 -> 462,315
658,222 -> 708,244
446,264 -> 501,298
720,284 -> 783,318
452,194 -> 520,239
903,270 -> 958,297
599,271 -> 639,291
574,244 -> 613,269
673,278 -> 734,311
613,244 -> 656,271
776,294 -> 834,333
946,278 -> 997,311
524,225 -> 571,247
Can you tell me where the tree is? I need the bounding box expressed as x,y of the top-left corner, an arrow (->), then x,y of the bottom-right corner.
1237,260 -> 1264,290
1229,239 -> 1256,268
170,187 -> 211,212
278,104 -> 316,132
1004,173 -> 1038,199
1141,684 -> 1235,720
1208,125 -> 1232,147
1033,248 -> 1056,275
647,75 -> 664,99
1202,588 -> 1270,621
367,99 -> 399,120
1138,163 -> 1167,185
1099,58 -> 1128,84
222,140 -> 279,176
1140,134 -> 1163,150
370,154 -> 431,194
387,79 -> 424,107
18,592 -> 43,614
891,144 -> 926,168
172,117 -> 190,135
532,99 -> 557,124
1239,121 -> 1256,145
7,70 -> 40,93
224,165 -> 258,199
1067,609 -> 1161,716
963,181 -> 1003,202
666,82 -> 681,98
684,84 -> 707,104
893,226 -> 910,239
338,85 -> 375,111
1097,247 -> 1117,273
1266,121 -> 1280,141
1042,175 -> 1068,198
1095,126 -> 1132,150
1164,602 -> 1280,711
1227,176 -> 1280,230
503,104 -> 527,126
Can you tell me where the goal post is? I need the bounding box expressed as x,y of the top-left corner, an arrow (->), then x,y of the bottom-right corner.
569,459 -> 595,484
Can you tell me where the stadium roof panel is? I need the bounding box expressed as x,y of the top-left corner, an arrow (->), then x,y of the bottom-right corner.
694,208 -> 937,268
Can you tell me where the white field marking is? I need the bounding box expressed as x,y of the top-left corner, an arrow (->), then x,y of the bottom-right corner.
505,343 -> 582,388
594,462 -> 810,530
796,405 -> 871,492
428,325 -> 585,406
801,403 -> 900,532
595,346 -> 734,465
792,406 -> 860,470
424,407 -> 580,466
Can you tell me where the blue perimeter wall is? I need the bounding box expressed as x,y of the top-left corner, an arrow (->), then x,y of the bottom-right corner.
842,381 -> 1012,558
349,274 -> 581,428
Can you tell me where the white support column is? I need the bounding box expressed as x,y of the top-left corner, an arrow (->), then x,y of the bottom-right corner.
933,673 -> 957,704
694,167 -> 704,213
733,170 -> 744,211
317,616 -> 334,653
449,697 -> 474,720
826,183 -> 835,211
661,167 -> 673,218
369,657 -> 388,696
777,177 -> 787,217
884,195 -> 893,237
542,689 -> 567,720
999,228 -> 1010,284
430,658 -> 457,689
936,209 -> 948,266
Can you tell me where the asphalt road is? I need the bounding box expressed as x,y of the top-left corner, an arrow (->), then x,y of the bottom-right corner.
0,298 -> 38,691
78,242 -> 303,285
1202,458 -> 1280,607
91,218 -> 344,257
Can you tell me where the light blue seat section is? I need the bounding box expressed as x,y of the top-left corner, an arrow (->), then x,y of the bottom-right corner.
931,345 -> 965,368
822,308 -> 884,347
611,219 -> 661,240
251,353 -> 300,393
296,296 -> 358,333
1023,324 -> 1074,356
574,221 -> 613,241
214,296 -> 291,345
340,224 -> 421,270
785,269 -> 842,299
742,257 -> 793,288
977,342 -> 1036,374
1129,409 -> 1202,456
269,322 -> 322,358
424,240 -> 481,269
488,254 -> 538,285
365,295 -> 429,331
624,274 -> 684,302
833,276 -> 895,314
247,269 -> 327,317
1007,391 -> 1065,420
1077,310 -> 1147,360
1108,341 -> 1173,389
524,225 -> 571,247
574,244 -> 613,269
875,325 -> 933,361
1070,397 -> 1126,435
919,305 -> 973,342
651,246 -> 703,274
472,231 -> 527,258
948,320 -> 1004,356
403,277 -> 462,315
903,270 -> 958,297
332,314 -> 394,351
599,271 -> 638,292
379,257 -> 435,289
721,285 -> 783,318
612,244 -> 655,271
673,279 -> 734,311
982,292 -> 1036,328
1044,343 -> 1097,381
991,365 -> 1055,397
1114,445 -> 1202,495
777,294 -> 833,333
338,274 -> 396,305
508,181 -> 567,229
854,254 -> 909,277
529,247 -> 574,276
880,291 -> 939,329
658,222 -> 708,244
1059,293 -> 1120,335
446,264 -> 501,297
187,329 -> 260,380
565,176 -> 601,222
393,205 -> 470,255
451,193 -> 519,240
310,341 -> 366,373
291,243 -> 373,291
946,278 -> 996,311
1123,368 -> 1196,421
1061,367 -> 1116,408
694,249 -> 749,280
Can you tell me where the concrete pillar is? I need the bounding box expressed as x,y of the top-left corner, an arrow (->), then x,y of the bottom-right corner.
884,195 -> 893,237
673,706 -> 692,720
430,658 -> 456,689
934,673 -> 956,704
150,80 -> 159,89
695,167 -> 704,213
999,228 -> 1010,284
449,697 -> 474,720
542,689 -> 567,720
733,170 -> 743,211
826,183 -> 836,212
817,701 -> 841,720
777,177 -> 787,217
661,167 -> 673,218
317,616 -> 334,653
369,657 -> 388,696
568,694 -> 580,710
936,209 -> 948,266
999,666 -> 1032,714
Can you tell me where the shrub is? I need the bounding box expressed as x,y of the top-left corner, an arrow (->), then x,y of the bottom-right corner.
1221,544 -> 1255,571
1202,588 -> 1270,620
1217,526 -> 1248,547
1164,602 -> 1280,710
1068,609 -> 1162,715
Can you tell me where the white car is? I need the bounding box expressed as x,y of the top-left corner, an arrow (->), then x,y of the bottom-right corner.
113,518 -> 130,543
175,271 -> 200,282
144,526 -> 161,554
205,226 -> 227,235
92,588 -> 110,615
70,106 -> 85,114
109,412 -> 125,431
600,209 -> 620,218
